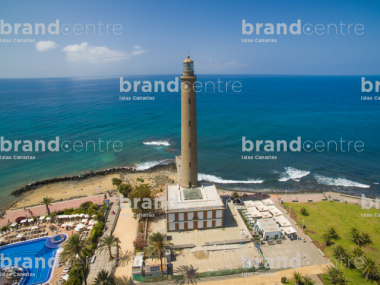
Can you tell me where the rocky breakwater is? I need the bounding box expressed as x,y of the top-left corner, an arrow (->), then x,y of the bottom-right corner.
10,162 -> 176,197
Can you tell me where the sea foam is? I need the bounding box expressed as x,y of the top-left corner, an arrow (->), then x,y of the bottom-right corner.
314,174 -> 370,188
278,167 -> 310,182
143,141 -> 170,146
198,173 -> 264,184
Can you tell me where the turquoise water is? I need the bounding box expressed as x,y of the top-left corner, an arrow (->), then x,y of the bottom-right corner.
0,75 -> 379,206
0,237 -> 58,284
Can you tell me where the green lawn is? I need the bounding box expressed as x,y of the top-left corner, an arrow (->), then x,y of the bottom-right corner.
284,201 -> 380,284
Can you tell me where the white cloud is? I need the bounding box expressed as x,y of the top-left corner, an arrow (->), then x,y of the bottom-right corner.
36,41 -> 58,52
131,45 -> 147,56
62,42 -> 129,63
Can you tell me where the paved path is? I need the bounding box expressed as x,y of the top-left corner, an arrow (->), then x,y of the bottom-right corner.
87,199 -> 121,284
0,195 -> 105,228
113,206 -> 138,282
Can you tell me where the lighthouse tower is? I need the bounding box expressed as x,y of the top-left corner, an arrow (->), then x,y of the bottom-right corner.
180,55 -> 198,189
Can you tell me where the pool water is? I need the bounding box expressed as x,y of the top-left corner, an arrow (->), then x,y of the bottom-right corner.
0,237 -> 59,285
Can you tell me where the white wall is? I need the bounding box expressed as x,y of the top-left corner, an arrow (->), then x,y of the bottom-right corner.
264,230 -> 282,239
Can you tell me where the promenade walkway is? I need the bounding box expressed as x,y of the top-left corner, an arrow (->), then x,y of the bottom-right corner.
0,195 -> 105,228
87,198 -> 121,284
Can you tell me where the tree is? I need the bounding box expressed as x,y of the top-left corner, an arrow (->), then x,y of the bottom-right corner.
360,256 -> 380,281
117,183 -> 132,197
233,192 -> 239,199
323,265 -> 340,284
42,196 -> 54,215
353,247 -> 364,258
333,245 -> 351,267
326,227 -> 340,241
94,269 -> 116,285
98,234 -> 121,260
322,233 -> 333,246
112,178 -> 122,189
361,233 -> 372,246
300,207 -> 309,216
61,233 -> 91,285
303,274 -> 316,285
292,271 -> 303,285
145,232 -> 174,276
322,227 -> 340,246
80,201 -> 96,211
128,184 -> 155,218
174,265 -> 200,285
349,227 -> 364,247
336,272 -> 352,285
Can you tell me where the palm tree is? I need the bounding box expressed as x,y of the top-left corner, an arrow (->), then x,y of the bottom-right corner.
292,271 -> 303,285
333,245 -> 351,267
61,233 -> 91,285
322,227 -> 340,246
303,274 -> 316,285
94,269 -> 116,285
322,232 -> 333,246
323,265 -> 340,284
361,233 -> 372,246
98,234 -> 121,260
233,192 -> 239,199
360,256 -> 380,281
42,196 -> 54,215
174,265 -> 200,285
326,227 -> 340,241
353,247 -> 364,258
145,232 -> 174,276
336,272 -> 352,285
349,227 -> 363,247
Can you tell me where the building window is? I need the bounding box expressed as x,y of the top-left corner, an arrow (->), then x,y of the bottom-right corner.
189,182 -> 192,188
189,162 -> 191,167
189,142 -> 191,147
189,121 -> 191,126
189,98 -> 191,104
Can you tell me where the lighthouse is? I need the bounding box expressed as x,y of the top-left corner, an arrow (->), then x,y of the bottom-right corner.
180,55 -> 198,189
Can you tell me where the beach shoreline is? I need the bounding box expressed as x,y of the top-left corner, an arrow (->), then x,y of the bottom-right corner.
3,163 -> 177,211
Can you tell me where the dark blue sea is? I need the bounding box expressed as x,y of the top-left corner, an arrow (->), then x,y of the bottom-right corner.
0,75 -> 379,206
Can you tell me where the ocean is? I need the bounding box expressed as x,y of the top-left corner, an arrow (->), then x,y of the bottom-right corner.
0,75 -> 379,206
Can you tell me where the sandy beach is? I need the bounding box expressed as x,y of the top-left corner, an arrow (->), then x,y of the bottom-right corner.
9,169 -> 177,210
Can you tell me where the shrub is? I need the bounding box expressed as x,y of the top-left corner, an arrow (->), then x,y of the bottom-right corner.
1,225 -> 9,232
281,276 -> 286,283
136,178 -> 144,183
300,207 -> 309,216
133,235 -> 145,250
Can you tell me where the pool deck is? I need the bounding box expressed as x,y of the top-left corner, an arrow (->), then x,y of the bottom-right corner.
0,195 -> 105,228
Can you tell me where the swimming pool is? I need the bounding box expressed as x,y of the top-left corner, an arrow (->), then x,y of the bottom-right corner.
0,236 -> 65,285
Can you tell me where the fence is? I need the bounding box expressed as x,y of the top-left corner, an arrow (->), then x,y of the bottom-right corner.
133,266 -> 259,283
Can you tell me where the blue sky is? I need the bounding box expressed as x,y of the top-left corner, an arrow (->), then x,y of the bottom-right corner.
0,0 -> 379,78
